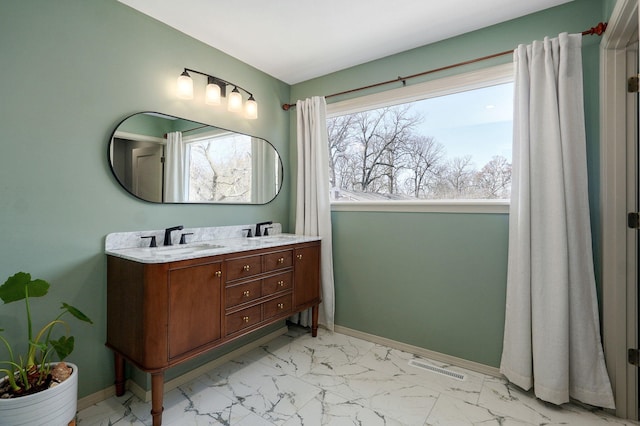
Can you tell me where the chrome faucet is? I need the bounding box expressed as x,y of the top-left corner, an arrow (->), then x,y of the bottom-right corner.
255,221 -> 273,237
163,225 -> 184,246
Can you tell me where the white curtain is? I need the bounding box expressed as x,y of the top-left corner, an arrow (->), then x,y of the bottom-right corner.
293,96 -> 335,331
500,33 -> 614,408
164,131 -> 188,202
251,137 -> 277,204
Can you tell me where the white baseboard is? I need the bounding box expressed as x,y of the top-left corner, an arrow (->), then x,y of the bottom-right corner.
77,386 -> 116,411
334,325 -> 502,378
77,325 -> 288,409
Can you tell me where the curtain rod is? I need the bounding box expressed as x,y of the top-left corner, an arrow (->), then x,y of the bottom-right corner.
282,22 -> 607,111
163,124 -> 209,138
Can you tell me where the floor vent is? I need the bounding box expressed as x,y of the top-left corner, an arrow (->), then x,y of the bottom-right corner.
408,359 -> 466,381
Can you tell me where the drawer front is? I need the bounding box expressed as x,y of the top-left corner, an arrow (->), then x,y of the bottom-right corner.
226,305 -> 262,334
262,271 -> 293,296
225,280 -> 262,308
226,255 -> 262,281
263,294 -> 292,320
264,250 -> 293,272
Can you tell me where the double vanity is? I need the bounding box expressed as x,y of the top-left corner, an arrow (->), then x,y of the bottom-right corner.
105,224 -> 321,426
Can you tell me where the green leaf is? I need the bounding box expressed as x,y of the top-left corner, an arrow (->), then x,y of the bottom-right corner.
61,303 -> 93,324
0,272 -> 49,304
50,336 -> 74,360
29,340 -> 48,354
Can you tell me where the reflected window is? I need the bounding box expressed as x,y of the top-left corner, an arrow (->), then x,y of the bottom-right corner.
185,132 -> 280,203
187,133 -> 252,202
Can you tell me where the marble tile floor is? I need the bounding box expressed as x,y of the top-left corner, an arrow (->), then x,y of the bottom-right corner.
77,326 -> 638,425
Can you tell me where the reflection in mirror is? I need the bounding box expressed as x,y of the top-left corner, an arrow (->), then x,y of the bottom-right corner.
108,112 -> 282,204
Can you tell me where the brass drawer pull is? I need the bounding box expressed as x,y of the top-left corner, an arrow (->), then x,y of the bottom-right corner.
243,265 -> 251,271
242,316 -> 250,323
277,303 -> 284,310
243,290 -> 250,297
278,257 -> 284,264
214,271 -> 222,277
297,254 -> 303,260
278,280 -> 285,287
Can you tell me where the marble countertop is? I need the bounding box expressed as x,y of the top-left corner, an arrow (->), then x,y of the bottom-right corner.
106,233 -> 321,264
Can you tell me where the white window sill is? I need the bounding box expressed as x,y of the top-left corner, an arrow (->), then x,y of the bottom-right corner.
331,200 -> 510,214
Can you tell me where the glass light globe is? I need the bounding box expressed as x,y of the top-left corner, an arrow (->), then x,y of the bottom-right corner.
227,87 -> 243,112
176,71 -> 193,100
245,96 -> 258,119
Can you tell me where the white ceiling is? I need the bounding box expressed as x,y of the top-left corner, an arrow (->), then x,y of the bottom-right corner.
119,0 -> 573,85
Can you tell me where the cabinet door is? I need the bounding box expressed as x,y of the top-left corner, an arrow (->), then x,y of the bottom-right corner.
293,244 -> 320,309
168,263 -> 222,359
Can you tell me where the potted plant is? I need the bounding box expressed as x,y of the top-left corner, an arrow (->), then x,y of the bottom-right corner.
0,272 -> 93,426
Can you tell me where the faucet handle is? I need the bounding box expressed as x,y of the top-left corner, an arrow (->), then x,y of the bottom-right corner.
264,227 -> 273,236
243,228 -> 253,238
141,235 -> 157,248
179,233 -> 194,245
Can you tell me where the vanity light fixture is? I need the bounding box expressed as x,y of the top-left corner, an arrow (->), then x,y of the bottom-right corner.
176,68 -> 257,119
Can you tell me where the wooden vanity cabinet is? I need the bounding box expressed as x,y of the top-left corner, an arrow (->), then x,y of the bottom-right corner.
106,240 -> 320,426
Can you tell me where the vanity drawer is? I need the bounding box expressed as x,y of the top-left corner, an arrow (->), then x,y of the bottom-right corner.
225,280 -> 262,308
262,271 -> 292,296
226,305 -> 262,334
263,294 -> 292,320
226,255 -> 262,281
264,250 -> 293,272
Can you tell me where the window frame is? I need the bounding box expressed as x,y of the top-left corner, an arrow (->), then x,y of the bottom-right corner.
327,62 -> 513,214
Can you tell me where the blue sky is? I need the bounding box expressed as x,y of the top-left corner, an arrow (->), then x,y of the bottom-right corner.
411,82 -> 514,167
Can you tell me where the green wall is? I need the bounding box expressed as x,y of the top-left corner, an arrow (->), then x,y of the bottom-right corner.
332,212 -> 509,365
291,0 -> 606,367
0,0 -> 291,398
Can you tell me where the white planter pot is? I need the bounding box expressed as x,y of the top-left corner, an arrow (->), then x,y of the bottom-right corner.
0,362 -> 78,426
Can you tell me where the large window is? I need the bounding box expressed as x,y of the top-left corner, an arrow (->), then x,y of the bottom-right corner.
327,64 -> 513,208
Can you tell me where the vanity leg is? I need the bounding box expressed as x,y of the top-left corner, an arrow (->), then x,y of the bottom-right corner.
113,352 -> 126,397
150,372 -> 164,426
311,304 -> 319,337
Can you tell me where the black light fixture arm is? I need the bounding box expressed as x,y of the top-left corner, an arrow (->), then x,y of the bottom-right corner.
183,68 -> 253,98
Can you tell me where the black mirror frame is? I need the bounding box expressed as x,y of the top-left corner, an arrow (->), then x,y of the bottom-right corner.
107,111 -> 284,205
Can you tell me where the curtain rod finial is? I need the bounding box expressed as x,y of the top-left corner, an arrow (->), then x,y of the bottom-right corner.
585,22 -> 607,36
282,103 -> 294,111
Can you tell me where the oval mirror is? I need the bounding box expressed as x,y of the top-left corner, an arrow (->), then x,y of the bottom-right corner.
108,112 -> 283,204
